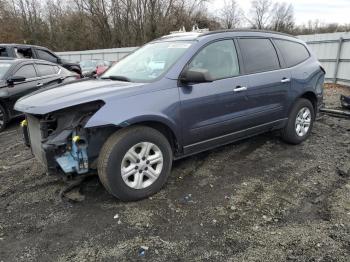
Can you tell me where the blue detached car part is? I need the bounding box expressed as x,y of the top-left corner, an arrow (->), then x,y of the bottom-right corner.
55,132 -> 89,174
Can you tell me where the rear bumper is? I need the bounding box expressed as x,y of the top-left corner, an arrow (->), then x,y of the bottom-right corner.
317,95 -> 324,113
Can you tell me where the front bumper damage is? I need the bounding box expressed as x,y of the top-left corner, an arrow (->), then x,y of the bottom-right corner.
22,101 -> 105,176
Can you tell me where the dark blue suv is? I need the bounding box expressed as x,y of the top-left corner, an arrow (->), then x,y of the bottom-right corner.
15,30 -> 325,201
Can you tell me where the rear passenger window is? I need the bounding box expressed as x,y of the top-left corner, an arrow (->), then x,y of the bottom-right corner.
14,64 -> 37,79
36,64 -> 56,76
36,49 -> 58,63
238,38 -> 280,74
274,39 -> 310,67
188,40 -> 240,80
53,66 -> 61,73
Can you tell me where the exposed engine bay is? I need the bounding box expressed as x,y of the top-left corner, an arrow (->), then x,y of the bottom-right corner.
21,101 -> 115,176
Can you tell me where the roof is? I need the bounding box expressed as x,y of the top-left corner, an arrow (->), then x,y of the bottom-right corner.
0,57 -> 16,61
0,57 -> 17,63
157,29 -> 296,42
0,57 -> 57,65
0,43 -> 50,50
161,32 -> 202,39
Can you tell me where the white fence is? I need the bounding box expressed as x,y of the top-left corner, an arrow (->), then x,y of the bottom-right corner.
57,32 -> 350,86
57,47 -> 137,63
298,32 -> 350,86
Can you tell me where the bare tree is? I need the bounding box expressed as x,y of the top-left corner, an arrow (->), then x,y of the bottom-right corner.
219,0 -> 243,29
247,0 -> 272,29
270,2 -> 294,33
0,0 -> 22,42
1,0 -> 349,51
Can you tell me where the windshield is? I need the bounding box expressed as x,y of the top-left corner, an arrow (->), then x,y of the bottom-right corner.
0,63 -> 12,80
102,41 -> 193,82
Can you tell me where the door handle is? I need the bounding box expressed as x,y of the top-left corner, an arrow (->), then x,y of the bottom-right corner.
36,83 -> 43,87
234,86 -> 247,92
281,78 -> 291,83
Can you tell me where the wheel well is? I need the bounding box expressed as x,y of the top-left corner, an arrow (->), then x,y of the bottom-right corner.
0,100 -> 9,116
133,121 -> 179,153
300,92 -> 317,112
87,121 -> 179,164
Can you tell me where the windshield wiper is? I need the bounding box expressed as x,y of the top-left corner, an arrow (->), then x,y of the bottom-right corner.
101,75 -> 131,82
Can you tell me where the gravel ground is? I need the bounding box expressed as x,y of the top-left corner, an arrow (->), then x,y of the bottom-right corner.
0,85 -> 349,262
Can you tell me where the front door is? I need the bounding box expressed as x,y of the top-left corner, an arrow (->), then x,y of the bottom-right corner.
179,39 -> 250,153
7,63 -> 40,116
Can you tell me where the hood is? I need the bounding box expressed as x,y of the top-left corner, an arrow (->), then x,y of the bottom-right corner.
15,79 -> 145,115
82,67 -> 95,72
82,68 -> 96,76
60,58 -> 80,67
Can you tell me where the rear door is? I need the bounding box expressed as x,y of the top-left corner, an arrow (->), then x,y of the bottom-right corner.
179,39 -> 250,152
236,37 -> 291,126
34,63 -> 63,87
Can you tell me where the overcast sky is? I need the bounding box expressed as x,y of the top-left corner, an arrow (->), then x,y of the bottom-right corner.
208,0 -> 350,25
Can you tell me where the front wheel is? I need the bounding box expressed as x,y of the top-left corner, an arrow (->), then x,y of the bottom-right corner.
98,126 -> 173,201
281,98 -> 315,144
0,104 -> 8,132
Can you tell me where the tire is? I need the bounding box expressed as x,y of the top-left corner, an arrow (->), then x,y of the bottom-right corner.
0,103 -> 8,132
281,98 -> 315,144
98,126 -> 173,201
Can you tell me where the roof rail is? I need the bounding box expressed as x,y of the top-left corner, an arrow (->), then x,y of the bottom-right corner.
200,29 -> 295,38
170,25 -> 209,35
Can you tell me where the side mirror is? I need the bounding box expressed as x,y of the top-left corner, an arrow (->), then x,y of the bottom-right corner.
7,76 -> 26,85
57,57 -> 62,64
180,68 -> 213,84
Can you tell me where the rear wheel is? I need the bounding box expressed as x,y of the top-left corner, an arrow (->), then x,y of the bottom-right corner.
0,104 -> 8,132
281,98 -> 315,144
98,126 -> 173,201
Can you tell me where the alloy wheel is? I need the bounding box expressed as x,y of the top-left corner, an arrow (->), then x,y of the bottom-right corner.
0,106 -> 5,130
121,142 -> 164,189
295,107 -> 311,137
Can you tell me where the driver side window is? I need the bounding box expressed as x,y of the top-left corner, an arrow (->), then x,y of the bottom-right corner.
188,40 -> 240,80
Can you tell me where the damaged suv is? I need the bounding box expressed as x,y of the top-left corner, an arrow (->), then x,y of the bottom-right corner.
15,30 -> 325,201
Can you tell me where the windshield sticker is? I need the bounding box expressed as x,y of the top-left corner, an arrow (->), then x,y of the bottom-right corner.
168,43 -> 191,49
